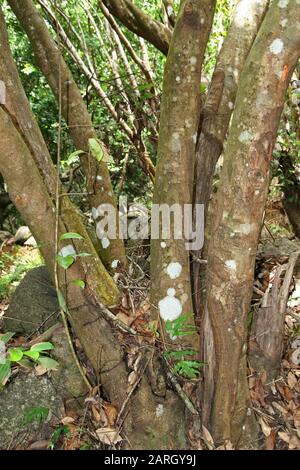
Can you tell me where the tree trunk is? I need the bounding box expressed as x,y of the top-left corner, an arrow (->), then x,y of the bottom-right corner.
151,0 -> 216,355
0,7 -> 187,450
8,0 -> 127,269
192,0 -> 269,313
203,0 -> 300,447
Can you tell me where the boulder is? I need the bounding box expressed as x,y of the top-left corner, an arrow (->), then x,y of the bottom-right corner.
3,266 -> 59,334
0,372 -> 64,449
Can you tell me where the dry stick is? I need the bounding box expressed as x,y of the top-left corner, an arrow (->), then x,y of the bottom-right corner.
53,5 -> 92,392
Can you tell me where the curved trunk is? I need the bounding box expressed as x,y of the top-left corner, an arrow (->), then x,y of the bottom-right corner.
203,0 -> 300,446
8,0 -> 127,269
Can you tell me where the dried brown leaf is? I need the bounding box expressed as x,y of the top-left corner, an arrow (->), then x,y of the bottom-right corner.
96,427 -> 122,445
265,430 -> 276,450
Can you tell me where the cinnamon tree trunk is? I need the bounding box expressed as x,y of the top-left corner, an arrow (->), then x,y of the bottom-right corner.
8,0 -> 127,269
203,0 -> 300,446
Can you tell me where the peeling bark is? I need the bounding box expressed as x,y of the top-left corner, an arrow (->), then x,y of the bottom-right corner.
204,0 -> 300,446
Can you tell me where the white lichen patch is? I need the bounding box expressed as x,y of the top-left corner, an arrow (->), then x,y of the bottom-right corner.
238,130 -> 253,144
190,56 -> 197,66
176,76 -> 181,83
238,223 -> 251,235
228,101 -> 234,110
59,244 -> 76,258
279,0 -> 289,7
280,18 -> 288,28
111,259 -> 119,269
166,262 -> 182,279
92,207 -> 98,219
161,241 -> 167,248
155,404 -> 164,418
159,289 -> 182,322
170,132 -> 181,153
270,38 -> 284,55
185,118 -> 192,128
167,5 -> 173,16
225,260 -> 237,271
96,175 -> 102,181
101,237 -> 110,249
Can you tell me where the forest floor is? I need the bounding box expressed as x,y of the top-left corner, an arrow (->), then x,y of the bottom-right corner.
0,196 -> 299,450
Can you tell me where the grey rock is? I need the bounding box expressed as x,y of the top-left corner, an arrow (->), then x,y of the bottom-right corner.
0,372 -> 64,449
3,266 -> 59,334
3,266 -> 87,402
24,236 -> 37,247
14,226 -> 32,244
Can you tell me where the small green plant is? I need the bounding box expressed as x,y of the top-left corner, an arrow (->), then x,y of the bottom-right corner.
0,333 -> 58,389
49,425 -> 71,450
56,232 -> 90,279
164,315 -> 204,379
165,314 -> 197,338
23,406 -> 49,426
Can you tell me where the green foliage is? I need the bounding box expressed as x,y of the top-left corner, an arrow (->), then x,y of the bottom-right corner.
0,250 -> 43,301
172,360 -> 204,379
49,425 -> 71,450
164,316 -> 203,379
23,406 -> 49,426
165,314 -> 197,338
59,232 -> 84,241
0,336 -> 58,389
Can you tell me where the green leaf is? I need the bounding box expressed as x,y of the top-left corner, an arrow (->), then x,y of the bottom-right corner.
38,356 -> 59,371
23,350 -> 40,361
72,279 -> 85,289
88,138 -> 113,164
77,252 -> 92,258
23,406 -> 49,426
164,349 -> 197,359
9,347 -> 23,362
30,342 -> 54,352
57,290 -> 67,313
59,232 -> 84,241
56,254 -> 75,270
18,358 -> 35,368
67,150 -> 84,160
49,425 -> 70,450
0,332 -> 15,344
0,360 -> 11,386
172,360 -> 204,379
88,138 -> 104,162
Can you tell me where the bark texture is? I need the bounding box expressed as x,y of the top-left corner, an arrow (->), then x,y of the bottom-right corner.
151,0 -> 216,353
8,0 -> 127,269
193,0 -> 269,312
204,0 -> 300,446
0,8 -> 187,449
